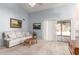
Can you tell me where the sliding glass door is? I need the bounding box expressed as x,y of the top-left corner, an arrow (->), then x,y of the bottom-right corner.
56,20 -> 71,41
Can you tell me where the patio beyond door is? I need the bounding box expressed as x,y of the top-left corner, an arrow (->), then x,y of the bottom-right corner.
56,20 -> 71,42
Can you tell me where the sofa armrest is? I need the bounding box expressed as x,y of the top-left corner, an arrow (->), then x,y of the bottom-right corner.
4,38 -> 12,41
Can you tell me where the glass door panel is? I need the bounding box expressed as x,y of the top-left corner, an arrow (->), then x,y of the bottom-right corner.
62,22 -> 70,36
56,20 -> 71,41
56,23 -> 61,36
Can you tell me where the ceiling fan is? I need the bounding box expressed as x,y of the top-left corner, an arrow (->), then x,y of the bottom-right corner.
28,3 -> 43,7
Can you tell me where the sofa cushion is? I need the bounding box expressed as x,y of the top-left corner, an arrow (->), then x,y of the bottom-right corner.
21,31 -> 27,36
23,32 -> 32,36
20,31 -> 31,37
15,31 -> 25,38
4,31 -> 16,39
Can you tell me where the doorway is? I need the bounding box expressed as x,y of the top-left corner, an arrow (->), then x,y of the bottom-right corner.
56,20 -> 71,42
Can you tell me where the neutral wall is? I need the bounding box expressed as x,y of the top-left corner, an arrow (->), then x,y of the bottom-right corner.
0,4 -> 29,46
28,3 -> 76,40
42,20 -> 56,40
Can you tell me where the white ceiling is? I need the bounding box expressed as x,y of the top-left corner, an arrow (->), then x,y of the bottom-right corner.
20,3 -> 66,13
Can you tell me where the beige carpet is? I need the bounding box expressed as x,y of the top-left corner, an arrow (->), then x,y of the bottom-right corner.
0,40 -> 71,55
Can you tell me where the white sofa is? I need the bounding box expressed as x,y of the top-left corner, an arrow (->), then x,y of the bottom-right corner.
3,30 -> 32,48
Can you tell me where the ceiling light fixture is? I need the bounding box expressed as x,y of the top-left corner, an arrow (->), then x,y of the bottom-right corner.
28,3 -> 36,7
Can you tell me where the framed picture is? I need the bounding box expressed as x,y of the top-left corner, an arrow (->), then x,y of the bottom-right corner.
10,18 -> 22,28
33,23 -> 41,30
